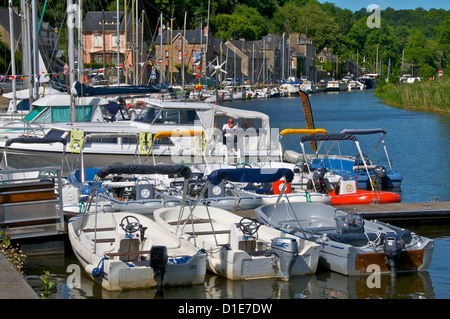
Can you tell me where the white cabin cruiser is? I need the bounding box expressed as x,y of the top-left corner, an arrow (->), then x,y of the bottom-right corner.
0,101 -> 279,169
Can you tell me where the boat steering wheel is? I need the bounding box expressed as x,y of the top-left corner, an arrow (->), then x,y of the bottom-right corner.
239,217 -> 261,236
120,215 -> 142,234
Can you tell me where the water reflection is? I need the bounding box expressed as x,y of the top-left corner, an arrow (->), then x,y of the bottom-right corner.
24,253 -> 435,299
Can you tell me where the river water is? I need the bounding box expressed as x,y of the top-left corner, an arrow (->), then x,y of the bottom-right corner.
23,90 -> 450,300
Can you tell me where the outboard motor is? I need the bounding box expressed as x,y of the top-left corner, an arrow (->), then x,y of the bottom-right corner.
373,165 -> 387,190
271,237 -> 298,280
150,246 -> 168,292
383,233 -> 403,277
313,167 -> 328,193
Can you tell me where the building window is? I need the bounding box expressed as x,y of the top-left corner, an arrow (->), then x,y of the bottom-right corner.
178,38 -> 182,46
93,35 -> 103,48
191,50 -> 196,58
319,57 -> 324,62
178,50 -> 182,59
111,35 -> 119,48
165,50 -> 169,58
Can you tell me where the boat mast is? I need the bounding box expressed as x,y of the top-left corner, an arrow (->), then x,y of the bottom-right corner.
182,11 -> 186,89
116,0 -> 120,84
8,0 -> 17,112
67,0 -> 76,121
32,0 -> 39,100
78,0 -> 83,83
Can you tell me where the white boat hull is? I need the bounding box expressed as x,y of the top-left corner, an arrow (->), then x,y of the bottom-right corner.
68,212 -> 207,291
255,202 -> 434,276
154,206 -> 319,280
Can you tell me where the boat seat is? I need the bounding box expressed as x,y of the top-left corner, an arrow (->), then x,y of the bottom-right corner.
93,238 -> 115,243
185,229 -> 231,235
82,227 -> 115,233
105,250 -> 150,258
168,218 -> 213,226
116,238 -> 141,261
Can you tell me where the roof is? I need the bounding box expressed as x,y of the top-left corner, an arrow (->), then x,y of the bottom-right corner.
0,7 -> 23,42
83,11 -> 132,32
155,29 -> 210,45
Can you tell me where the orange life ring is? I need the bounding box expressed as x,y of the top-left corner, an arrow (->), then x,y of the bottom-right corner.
84,76 -> 88,84
126,103 -> 133,109
135,101 -> 145,109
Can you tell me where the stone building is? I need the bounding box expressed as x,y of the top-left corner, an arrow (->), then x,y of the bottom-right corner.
289,33 -> 316,81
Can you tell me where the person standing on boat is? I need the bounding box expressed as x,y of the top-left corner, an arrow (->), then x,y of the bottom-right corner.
222,117 -> 237,146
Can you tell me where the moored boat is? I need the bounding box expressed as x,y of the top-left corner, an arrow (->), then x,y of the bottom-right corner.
328,180 -> 401,205
154,205 -> 319,280
254,201 -> 434,276
68,212 -> 207,291
68,164 -> 207,291
154,166 -> 319,281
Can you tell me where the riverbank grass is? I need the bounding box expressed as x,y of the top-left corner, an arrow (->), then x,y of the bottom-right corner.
375,77 -> 450,114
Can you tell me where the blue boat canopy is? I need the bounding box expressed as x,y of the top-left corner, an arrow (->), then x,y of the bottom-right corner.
96,164 -> 191,179
5,136 -> 67,147
207,168 -> 294,185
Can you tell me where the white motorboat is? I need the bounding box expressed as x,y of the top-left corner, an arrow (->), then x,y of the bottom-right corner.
301,130 -> 403,190
68,165 -> 207,291
0,94 -> 127,141
203,167 -> 331,209
154,167 -> 320,281
91,165 -> 192,214
255,202 -> 434,276
62,165 -> 183,215
154,204 -> 319,281
0,100 -> 280,169
326,80 -> 347,92
68,211 -> 207,291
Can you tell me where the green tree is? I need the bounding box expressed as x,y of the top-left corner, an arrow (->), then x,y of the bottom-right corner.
211,4 -> 269,41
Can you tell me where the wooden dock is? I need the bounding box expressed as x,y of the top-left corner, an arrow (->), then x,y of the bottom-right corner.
333,200 -> 450,224
235,201 -> 450,225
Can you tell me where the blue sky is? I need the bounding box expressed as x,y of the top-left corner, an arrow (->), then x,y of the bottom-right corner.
317,0 -> 450,11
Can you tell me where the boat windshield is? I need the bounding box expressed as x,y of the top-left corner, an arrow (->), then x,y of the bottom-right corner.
134,106 -> 199,125
26,106 -> 93,123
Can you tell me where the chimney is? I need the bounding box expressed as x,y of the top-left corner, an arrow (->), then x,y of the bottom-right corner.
204,26 -> 208,36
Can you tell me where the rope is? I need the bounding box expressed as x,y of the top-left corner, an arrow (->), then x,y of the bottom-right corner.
92,257 -> 108,277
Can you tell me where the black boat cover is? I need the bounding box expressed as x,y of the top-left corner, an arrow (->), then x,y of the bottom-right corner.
72,81 -> 171,97
5,136 -> 67,147
96,164 -> 191,179
340,128 -> 386,135
208,168 -> 294,185
300,133 -> 357,143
